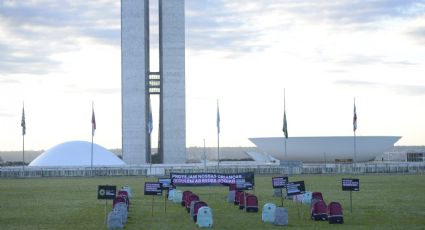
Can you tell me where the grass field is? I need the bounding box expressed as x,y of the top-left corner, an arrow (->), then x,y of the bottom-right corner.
1,174 -> 424,229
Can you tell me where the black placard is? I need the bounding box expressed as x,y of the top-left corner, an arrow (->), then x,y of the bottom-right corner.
144,182 -> 163,195
272,176 -> 288,189
98,185 -> 116,200
235,178 -> 245,190
235,178 -> 253,190
158,178 -> 173,190
342,178 -> 360,191
286,181 -> 305,196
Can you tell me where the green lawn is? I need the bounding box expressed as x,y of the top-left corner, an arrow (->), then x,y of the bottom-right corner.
1,174 -> 424,229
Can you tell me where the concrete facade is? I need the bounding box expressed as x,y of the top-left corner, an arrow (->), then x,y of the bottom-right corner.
159,0 -> 186,164
121,0 -> 186,164
121,0 -> 150,164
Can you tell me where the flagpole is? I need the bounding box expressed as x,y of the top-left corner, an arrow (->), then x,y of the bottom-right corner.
148,98 -> 153,170
91,133 -> 94,170
353,97 -> 357,173
22,128 -> 25,172
284,89 -> 287,158
217,99 -> 220,170
282,89 -> 289,160
217,132 -> 220,170
203,138 -> 206,170
21,102 -> 25,173
354,131 -> 356,170
91,102 -> 94,176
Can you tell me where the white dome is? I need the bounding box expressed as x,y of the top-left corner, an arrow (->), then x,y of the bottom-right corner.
29,141 -> 126,167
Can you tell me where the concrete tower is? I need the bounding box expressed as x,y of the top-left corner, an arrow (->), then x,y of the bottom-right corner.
121,0 -> 186,165
159,0 -> 186,164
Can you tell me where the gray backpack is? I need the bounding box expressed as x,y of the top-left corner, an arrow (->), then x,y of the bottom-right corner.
107,210 -> 124,229
227,191 -> 236,203
273,207 -> 288,226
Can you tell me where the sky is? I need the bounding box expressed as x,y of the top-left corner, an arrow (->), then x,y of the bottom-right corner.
1,0 -> 425,151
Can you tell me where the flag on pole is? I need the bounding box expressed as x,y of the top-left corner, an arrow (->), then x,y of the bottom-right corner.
91,107 -> 96,136
216,100 -> 220,134
148,100 -> 153,134
21,107 -> 26,136
282,111 -> 288,139
353,100 -> 357,132
282,89 -> 288,139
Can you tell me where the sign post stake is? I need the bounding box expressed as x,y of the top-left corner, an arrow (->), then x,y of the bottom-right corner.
164,190 -> 167,213
342,178 -> 359,213
280,188 -> 284,207
158,178 -> 173,213
144,182 -> 163,217
152,195 -> 154,217
97,185 -> 116,226
297,201 -> 301,219
285,180 -> 305,219
104,200 -> 107,225
272,176 -> 288,207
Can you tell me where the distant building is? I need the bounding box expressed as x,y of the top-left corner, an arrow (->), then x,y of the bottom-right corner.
249,136 -> 401,163
380,146 -> 425,162
121,0 -> 186,165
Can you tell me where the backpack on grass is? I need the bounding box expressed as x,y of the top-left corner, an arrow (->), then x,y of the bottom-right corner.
311,200 -> 328,221
107,210 -> 124,229
197,206 -> 213,228
262,203 -> 276,223
273,207 -> 288,226
328,202 -> 344,224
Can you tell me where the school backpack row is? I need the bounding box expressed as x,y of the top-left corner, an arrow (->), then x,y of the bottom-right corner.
310,192 -> 344,224
107,186 -> 132,230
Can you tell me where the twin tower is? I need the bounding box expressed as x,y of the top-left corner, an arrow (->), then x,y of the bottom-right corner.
121,0 -> 186,164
